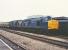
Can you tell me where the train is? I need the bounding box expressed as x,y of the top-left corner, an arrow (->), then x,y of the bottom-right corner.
0,15 -> 68,35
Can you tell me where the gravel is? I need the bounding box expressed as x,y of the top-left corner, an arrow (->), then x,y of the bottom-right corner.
0,30 -> 67,50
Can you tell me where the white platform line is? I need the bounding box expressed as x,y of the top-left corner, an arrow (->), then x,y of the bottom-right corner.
0,39 -> 13,50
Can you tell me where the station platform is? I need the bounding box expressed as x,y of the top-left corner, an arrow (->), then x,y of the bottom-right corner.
0,39 -> 13,50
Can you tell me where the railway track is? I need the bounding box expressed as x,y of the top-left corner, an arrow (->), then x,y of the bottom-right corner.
2,28 -> 68,49
0,35 -> 25,50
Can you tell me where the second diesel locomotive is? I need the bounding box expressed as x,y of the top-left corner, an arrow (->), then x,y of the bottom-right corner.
51,17 -> 68,34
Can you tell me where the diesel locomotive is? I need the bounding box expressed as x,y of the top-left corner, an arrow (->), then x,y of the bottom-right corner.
9,16 -> 52,34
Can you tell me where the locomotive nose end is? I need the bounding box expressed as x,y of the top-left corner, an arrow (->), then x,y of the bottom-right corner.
48,20 -> 59,30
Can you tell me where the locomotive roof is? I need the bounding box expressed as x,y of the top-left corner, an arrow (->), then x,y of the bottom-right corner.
9,15 -> 52,22
53,17 -> 68,20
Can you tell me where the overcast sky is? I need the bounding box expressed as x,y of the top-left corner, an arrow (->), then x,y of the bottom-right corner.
0,0 -> 68,22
